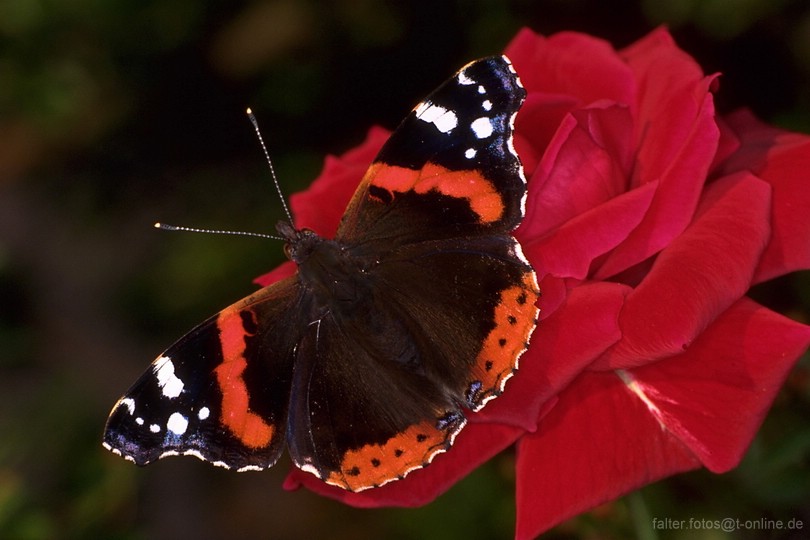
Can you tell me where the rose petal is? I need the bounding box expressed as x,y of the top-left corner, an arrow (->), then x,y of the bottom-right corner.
514,93 -> 580,175
619,297 -> 810,472
475,281 -> 629,430
253,260 -> 296,287
523,105 -> 635,237
532,273 -> 569,319
594,172 -> 771,369
283,422 -> 524,508
720,109 -> 810,282
620,28 -> 712,159
709,109 -> 742,174
516,299 -> 810,539
506,28 -> 635,106
596,34 -> 720,277
523,180 -> 657,280
515,371 -> 701,539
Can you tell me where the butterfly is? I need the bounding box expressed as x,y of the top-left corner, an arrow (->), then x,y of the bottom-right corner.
103,55 -> 539,492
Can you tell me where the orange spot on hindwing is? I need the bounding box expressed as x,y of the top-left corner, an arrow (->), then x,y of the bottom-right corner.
468,271 -> 539,410
365,162 -> 505,224
214,307 -> 274,448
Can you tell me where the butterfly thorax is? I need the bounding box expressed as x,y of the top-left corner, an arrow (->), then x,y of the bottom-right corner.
277,220 -> 372,312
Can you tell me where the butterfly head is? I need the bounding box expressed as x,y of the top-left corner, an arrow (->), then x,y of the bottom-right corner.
276,221 -> 322,264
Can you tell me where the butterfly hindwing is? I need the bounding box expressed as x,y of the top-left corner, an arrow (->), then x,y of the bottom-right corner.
285,309 -> 467,490
375,235 -> 538,410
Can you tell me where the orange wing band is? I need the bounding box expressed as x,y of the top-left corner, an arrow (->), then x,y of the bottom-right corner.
472,271 -> 539,403
327,419 -> 456,491
214,307 -> 275,448
366,162 -> 505,224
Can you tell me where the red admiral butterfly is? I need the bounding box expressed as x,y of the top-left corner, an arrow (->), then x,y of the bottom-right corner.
103,55 -> 539,492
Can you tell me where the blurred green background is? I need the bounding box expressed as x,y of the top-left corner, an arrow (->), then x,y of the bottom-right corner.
1,1 -> 809,539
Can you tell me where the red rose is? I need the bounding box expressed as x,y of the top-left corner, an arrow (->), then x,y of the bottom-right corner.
258,28 -> 810,538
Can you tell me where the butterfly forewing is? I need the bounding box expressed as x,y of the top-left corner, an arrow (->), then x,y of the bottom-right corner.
337,55 -> 527,245
104,278 -> 301,471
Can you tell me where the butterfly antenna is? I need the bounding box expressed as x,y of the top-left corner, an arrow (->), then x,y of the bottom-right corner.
246,108 -> 294,224
154,222 -> 283,241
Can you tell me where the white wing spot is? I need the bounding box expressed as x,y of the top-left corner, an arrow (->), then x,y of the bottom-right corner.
154,356 -> 184,399
167,412 -> 189,435
482,99 -> 492,111
135,417 -> 144,426
471,117 -> 493,139
465,148 -> 477,159
149,423 -> 161,433
457,70 -> 475,85
119,397 -> 135,415
415,101 -> 458,133
198,407 -> 210,420
477,85 -> 485,94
